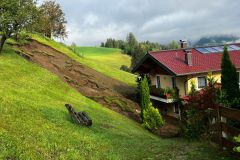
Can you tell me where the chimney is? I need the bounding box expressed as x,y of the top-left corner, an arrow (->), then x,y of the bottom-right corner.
179,40 -> 187,49
185,49 -> 192,66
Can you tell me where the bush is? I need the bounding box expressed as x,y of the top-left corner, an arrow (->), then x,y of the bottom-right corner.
70,43 -> 77,53
234,135 -> 240,153
184,108 -> 207,139
183,74 -> 219,139
12,32 -> 31,45
143,104 -> 164,132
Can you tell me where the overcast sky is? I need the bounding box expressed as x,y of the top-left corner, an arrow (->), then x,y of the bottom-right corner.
47,0 -> 240,46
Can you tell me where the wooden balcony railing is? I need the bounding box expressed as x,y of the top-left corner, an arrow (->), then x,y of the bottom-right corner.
149,85 -> 176,99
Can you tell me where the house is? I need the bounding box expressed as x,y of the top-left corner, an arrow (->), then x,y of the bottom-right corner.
132,40 -> 240,118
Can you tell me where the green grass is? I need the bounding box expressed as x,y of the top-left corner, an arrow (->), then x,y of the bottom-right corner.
30,34 -> 136,86
0,45 -> 233,160
75,47 -> 131,70
77,47 -> 121,56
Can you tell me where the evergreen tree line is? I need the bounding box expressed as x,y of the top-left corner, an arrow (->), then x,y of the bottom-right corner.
101,33 -> 180,69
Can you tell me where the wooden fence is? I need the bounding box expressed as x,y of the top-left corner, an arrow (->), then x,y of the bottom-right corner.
208,105 -> 240,156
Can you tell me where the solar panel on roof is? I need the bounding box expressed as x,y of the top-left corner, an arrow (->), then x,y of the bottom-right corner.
196,48 -> 209,53
196,44 -> 240,54
212,46 -> 224,52
227,46 -> 235,51
204,47 -> 218,53
229,45 -> 240,50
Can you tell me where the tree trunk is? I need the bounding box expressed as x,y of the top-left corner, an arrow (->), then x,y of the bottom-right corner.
0,35 -> 7,54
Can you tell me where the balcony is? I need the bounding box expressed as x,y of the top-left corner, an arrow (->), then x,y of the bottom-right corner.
149,86 -> 176,103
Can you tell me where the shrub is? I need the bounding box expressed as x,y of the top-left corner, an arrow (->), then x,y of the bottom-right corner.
143,104 -> 164,132
12,32 -> 31,45
183,75 -> 218,139
184,108 -> 207,139
164,87 -> 175,98
234,135 -> 240,153
189,80 -> 197,96
70,43 -> 77,53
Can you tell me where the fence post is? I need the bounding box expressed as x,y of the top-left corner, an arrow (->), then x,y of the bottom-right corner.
217,105 -> 223,150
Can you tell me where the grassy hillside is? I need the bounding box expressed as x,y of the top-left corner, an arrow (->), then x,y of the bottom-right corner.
31,34 -> 136,86
75,46 -> 131,70
0,45 -> 232,159
77,47 -> 121,56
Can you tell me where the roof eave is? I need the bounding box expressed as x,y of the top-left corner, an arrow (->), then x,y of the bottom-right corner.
176,70 -> 221,76
132,52 -> 177,76
176,67 -> 240,76
131,52 -> 150,73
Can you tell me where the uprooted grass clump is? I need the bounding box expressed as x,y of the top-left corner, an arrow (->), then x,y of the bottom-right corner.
104,96 -> 134,112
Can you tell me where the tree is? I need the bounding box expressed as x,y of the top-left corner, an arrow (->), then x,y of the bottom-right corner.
0,0 -> 38,53
126,32 -> 138,48
70,42 -> 77,53
166,40 -> 180,50
125,32 -> 138,55
38,0 -> 67,39
105,38 -> 114,48
140,75 -> 150,120
221,45 -> 240,106
130,43 -> 147,69
117,40 -> 125,50
100,42 -> 105,47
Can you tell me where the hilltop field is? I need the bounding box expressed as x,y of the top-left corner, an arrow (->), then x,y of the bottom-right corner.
75,46 -> 130,70
0,36 -> 233,159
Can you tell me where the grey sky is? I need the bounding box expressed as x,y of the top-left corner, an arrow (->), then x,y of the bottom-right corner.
49,0 -> 240,46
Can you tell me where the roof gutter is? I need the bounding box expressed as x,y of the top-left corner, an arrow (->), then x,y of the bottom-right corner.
176,69 -> 222,76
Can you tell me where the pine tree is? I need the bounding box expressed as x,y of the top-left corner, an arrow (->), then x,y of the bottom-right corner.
140,75 -> 150,120
100,42 -> 105,47
221,45 -> 240,106
126,32 -> 138,49
125,32 -> 138,55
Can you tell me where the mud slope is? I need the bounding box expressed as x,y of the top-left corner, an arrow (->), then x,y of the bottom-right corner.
15,40 -> 140,121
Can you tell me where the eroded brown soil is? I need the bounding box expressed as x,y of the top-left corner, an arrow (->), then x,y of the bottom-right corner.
15,40 -> 141,122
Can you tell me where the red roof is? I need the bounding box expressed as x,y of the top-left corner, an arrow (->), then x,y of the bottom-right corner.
149,44 -> 240,76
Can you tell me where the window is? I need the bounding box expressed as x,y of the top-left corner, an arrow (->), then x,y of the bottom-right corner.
156,75 -> 161,88
197,77 -> 207,89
